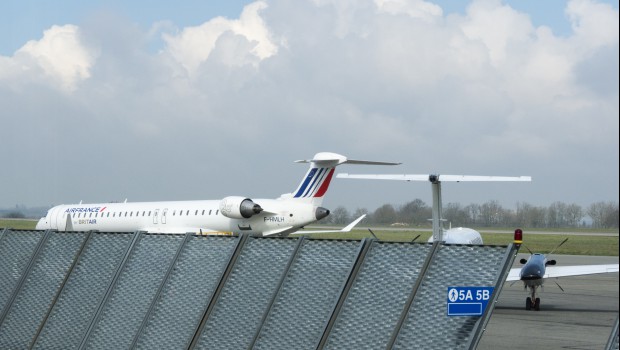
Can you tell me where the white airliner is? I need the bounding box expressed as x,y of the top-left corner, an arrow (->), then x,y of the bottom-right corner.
336,173 -> 532,244
35,152 -> 399,235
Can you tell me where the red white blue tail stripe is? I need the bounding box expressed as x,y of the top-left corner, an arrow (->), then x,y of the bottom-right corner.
293,168 -> 335,198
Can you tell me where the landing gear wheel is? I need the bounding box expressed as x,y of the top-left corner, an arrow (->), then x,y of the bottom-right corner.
534,298 -> 540,311
526,297 -> 532,310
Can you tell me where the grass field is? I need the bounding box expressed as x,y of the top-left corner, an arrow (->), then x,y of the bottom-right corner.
2,219 -> 618,256
296,228 -> 619,256
1,219 -> 38,230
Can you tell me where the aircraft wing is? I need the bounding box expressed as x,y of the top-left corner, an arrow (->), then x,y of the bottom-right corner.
290,214 -> 367,235
506,269 -> 522,282
138,227 -> 234,235
506,264 -> 619,282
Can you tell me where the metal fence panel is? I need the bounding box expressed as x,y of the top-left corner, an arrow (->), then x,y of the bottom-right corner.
392,244 -> 509,350
0,231 -> 87,349
0,230 -> 45,317
135,235 -> 239,349
193,237 -> 299,350
32,232 -> 134,350
253,239 -> 361,350
82,234 -> 184,349
605,314 -> 619,350
324,242 -> 432,349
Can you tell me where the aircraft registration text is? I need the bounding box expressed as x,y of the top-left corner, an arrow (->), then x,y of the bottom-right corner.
264,216 -> 285,223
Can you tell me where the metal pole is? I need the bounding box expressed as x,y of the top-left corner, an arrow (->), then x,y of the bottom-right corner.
430,175 -> 443,242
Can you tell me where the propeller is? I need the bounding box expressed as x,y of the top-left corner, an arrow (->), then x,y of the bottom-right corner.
520,245 -> 533,264
368,228 -> 378,240
547,238 -> 569,292
410,234 -> 420,243
509,280 -> 519,287
548,237 -> 569,256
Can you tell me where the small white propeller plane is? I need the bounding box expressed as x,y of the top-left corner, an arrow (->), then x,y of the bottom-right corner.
506,236 -> 619,311
35,152 -> 399,236
336,173 -> 531,244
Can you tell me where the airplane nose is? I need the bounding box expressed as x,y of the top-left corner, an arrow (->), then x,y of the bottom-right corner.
520,274 -> 542,281
520,265 -> 543,280
35,218 -> 46,230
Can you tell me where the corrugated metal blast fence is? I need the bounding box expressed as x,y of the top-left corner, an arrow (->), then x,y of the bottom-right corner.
0,228 -> 518,349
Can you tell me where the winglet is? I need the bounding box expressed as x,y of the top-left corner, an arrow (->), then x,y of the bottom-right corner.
341,214 -> 367,231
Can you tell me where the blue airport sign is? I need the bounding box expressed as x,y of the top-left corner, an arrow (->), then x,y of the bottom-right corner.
447,286 -> 494,316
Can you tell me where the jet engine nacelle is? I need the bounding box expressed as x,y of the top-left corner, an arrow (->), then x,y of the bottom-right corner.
219,196 -> 263,219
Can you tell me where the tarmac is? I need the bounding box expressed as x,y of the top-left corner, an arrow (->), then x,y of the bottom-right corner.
477,254 -> 619,350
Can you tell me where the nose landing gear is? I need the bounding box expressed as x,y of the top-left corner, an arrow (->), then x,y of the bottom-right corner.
525,296 -> 540,311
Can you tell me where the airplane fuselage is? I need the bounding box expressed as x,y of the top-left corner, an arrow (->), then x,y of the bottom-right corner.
519,253 -> 546,287
427,227 -> 483,245
35,199 -> 318,236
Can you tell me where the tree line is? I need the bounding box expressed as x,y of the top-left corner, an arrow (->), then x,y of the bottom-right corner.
325,200 -> 619,229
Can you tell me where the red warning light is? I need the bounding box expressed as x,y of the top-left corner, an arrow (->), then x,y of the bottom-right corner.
514,228 -> 523,244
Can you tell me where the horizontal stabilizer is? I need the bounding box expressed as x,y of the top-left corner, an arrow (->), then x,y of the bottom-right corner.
295,152 -> 400,166
342,159 -> 402,166
291,214 -> 367,235
337,174 -> 531,182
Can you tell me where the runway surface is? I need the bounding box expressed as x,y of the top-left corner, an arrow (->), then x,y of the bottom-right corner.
477,254 -> 619,350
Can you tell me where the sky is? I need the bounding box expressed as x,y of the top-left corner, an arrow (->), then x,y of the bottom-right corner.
0,0 -> 618,214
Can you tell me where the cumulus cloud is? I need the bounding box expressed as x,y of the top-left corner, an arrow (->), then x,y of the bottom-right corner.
162,1 -> 278,76
0,25 -> 98,92
375,0 -> 443,22
0,0 -> 617,211
567,0 -> 619,48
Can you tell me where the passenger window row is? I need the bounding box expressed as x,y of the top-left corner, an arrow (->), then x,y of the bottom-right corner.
72,209 -> 219,218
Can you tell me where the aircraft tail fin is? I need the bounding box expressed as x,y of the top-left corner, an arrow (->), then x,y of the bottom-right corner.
283,152 -> 400,205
